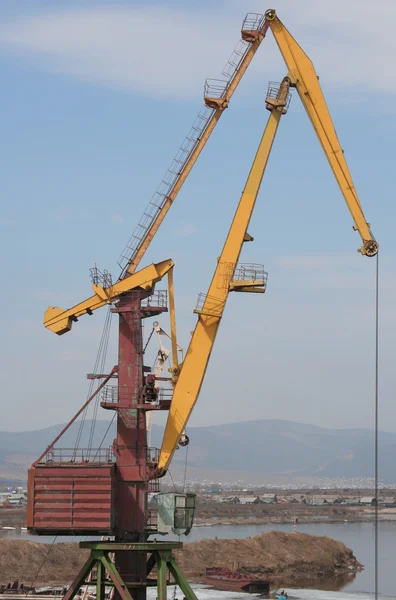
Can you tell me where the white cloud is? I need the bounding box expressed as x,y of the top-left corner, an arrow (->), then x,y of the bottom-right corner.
176,222 -> 197,237
0,6 -> 237,99
0,1 -> 395,101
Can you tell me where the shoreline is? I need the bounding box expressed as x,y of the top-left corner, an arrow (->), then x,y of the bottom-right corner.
193,515 -> 395,527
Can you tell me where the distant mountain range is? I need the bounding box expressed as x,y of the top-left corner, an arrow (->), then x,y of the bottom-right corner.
0,419 -> 394,483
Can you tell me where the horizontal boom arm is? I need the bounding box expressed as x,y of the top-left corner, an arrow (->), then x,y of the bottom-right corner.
44,259 -> 174,335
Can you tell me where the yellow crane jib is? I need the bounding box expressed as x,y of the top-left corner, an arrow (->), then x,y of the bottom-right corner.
264,9 -> 378,257
157,79 -> 291,474
44,259 -> 175,335
118,13 -> 271,281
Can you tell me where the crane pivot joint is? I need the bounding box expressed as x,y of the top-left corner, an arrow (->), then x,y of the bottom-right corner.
264,9 -> 277,21
360,240 -> 379,257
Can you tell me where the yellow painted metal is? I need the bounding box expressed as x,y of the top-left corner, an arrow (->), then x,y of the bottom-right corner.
44,259 -> 174,335
158,104 -> 285,472
264,9 -> 378,257
125,23 -> 269,277
167,268 -> 179,379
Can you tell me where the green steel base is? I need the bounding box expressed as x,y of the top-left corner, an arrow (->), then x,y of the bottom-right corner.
63,541 -> 197,600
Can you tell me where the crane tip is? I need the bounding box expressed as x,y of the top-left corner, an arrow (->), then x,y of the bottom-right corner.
265,9 -> 277,21
361,240 -> 379,257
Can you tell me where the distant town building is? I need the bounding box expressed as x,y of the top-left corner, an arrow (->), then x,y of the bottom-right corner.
259,494 -> 278,504
221,496 -> 240,504
6,494 -> 26,507
378,497 -> 395,505
359,496 -> 377,505
238,496 -> 262,505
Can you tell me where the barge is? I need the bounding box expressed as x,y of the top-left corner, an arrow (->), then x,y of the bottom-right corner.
205,567 -> 270,594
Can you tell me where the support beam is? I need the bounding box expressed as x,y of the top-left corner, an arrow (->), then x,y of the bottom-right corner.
63,554 -> 97,600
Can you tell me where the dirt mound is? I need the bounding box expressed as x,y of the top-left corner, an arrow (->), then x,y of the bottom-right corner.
175,531 -> 362,582
0,540 -> 89,586
0,532 -> 361,587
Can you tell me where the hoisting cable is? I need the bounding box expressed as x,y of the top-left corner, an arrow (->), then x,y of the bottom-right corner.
143,325 -> 155,354
74,307 -> 112,456
168,469 -> 177,492
87,308 -> 113,454
26,536 -> 58,595
93,412 -> 116,461
374,251 -> 379,600
182,441 -> 189,493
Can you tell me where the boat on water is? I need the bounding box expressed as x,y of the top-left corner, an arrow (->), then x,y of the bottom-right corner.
1,527 -> 16,531
204,567 -> 270,594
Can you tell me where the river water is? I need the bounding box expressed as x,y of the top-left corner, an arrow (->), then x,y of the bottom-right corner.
1,522 -> 393,598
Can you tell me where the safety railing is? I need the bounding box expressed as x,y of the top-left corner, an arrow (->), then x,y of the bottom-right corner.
145,508 -> 158,532
149,479 -> 161,493
157,388 -> 173,402
233,263 -> 267,283
42,447 -> 114,464
147,447 -> 160,464
242,12 -> 265,32
141,290 -> 168,310
266,81 -> 292,111
102,385 -> 119,404
194,293 -> 225,317
222,39 -> 250,80
101,384 -> 172,405
90,266 -> 113,288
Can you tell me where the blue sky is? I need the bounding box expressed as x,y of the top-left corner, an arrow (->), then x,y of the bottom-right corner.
1,0 -> 395,434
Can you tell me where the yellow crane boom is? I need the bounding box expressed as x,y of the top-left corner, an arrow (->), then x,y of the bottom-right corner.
118,14 -> 271,279
264,9 -> 378,257
157,79 -> 291,473
44,13 -> 272,334
44,259 -> 174,335
158,10 -> 379,473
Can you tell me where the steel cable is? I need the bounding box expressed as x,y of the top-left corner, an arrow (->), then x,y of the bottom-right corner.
93,412 -> 116,461
74,307 -> 112,456
374,251 -> 379,600
87,308 -> 113,454
26,536 -> 58,595
182,442 -> 189,493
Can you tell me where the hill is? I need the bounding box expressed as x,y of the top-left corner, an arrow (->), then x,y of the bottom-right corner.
0,419 -> 394,483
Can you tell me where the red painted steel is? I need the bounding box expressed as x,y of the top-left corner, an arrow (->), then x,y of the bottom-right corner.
112,290 -> 166,600
28,288 -> 168,600
27,464 -> 115,534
